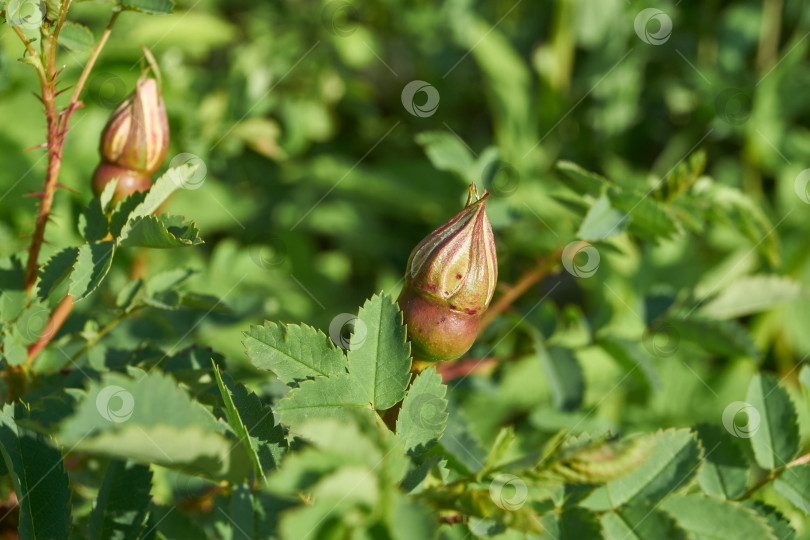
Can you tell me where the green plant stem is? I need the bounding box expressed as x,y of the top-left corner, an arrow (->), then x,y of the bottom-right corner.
477,254 -> 561,333
67,307 -> 140,364
733,450 -> 810,501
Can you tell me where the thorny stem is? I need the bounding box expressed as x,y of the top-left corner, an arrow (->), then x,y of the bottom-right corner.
24,8 -> 121,293
26,294 -> 74,361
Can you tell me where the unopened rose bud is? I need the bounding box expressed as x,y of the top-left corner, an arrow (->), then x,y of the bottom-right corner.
397,185 -> 498,363
92,75 -> 169,200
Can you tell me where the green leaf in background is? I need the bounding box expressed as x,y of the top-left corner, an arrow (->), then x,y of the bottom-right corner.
415,131 -> 475,183
57,21 -> 94,51
556,160 -> 610,197
143,268 -> 194,310
243,322 -> 347,385
603,429 -> 702,508
529,325 -> 583,411
347,293 -> 411,410
694,423 -> 748,500
117,215 -> 203,249
598,339 -> 659,394
576,194 -> 627,241
699,275 -> 803,319
58,369 -> 251,482
69,241 -> 115,301
212,360 -> 266,482
396,366 -> 448,455
36,247 -> 79,301
540,508 -> 602,539
0,403 -> 71,540
119,0 -> 174,15
656,317 -> 759,359
773,465 -> 810,514
800,364 -> 810,416
275,373 -> 373,429
610,188 -> 679,241
660,495 -> 776,540
88,460 -> 152,540
0,255 -> 27,323
745,373 -> 799,469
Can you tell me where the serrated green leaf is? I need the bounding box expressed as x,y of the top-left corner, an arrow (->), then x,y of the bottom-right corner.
227,483 -> 254,540
116,164 -> 198,242
743,501 -> 797,540
709,184 -> 780,266
69,242 -> 115,301
79,195 -> 110,243
694,423 -> 748,499
576,194 -> 628,241
142,268 -> 194,310
0,403 -> 71,540
212,360 -> 266,482
88,460 -> 152,540
774,465 -> 810,514
275,373 -> 373,429
57,21 -> 94,51
347,293 -> 411,410
556,160 -> 610,197
243,322 -> 347,385
36,247 -> 78,301
58,369 -> 250,482
601,504 -> 687,540
660,495 -> 777,540
745,373 -> 799,469
118,215 -> 203,249
604,428 -> 702,507
700,275 -> 803,319
1,331 -> 27,366
415,131 -> 475,183
396,366 -> 448,455
118,0 -> 173,14
225,375 -> 286,472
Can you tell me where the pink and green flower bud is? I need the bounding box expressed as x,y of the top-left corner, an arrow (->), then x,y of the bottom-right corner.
397,185 -> 498,363
92,75 -> 169,200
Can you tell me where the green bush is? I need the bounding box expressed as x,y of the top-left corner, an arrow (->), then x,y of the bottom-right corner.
1,0 -> 810,538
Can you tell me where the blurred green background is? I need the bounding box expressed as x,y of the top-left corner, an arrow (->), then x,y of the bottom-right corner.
3,0 -> 810,503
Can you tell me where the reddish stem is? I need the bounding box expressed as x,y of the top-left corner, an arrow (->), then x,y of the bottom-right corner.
26,295 -> 74,361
